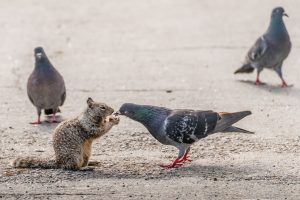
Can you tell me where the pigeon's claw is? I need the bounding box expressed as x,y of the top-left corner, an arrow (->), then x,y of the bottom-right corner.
30,121 -> 42,125
281,79 -> 293,88
255,79 -> 265,85
48,115 -> 61,123
178,156 -> 192,163
159,158 -> 183,169
159,163 -> 183,169
30,117 -> 41,125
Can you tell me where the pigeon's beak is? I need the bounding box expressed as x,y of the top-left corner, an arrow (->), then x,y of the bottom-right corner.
283,13 -> 289,17
36,53 -> 42,59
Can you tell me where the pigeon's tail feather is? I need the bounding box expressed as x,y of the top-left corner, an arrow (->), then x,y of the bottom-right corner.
234,64 -> 254,74
12,157 -> 57,169
222,126 -> 254,134
44,108 -> 61,115
214,111 -> 252,133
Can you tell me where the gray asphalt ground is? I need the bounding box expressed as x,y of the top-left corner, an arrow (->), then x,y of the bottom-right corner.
0,0 -> 299,199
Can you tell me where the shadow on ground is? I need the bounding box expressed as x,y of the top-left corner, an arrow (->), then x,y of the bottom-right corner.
236,80 -> 299,95
2,163 -> 256,183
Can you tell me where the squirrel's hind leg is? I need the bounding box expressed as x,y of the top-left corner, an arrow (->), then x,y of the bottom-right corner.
60,156 -> 83,171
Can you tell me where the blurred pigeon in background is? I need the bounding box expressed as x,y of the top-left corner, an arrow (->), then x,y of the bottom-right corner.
27,47 -> 66,124
118,103 -> 253,168
234,7 -> 291,87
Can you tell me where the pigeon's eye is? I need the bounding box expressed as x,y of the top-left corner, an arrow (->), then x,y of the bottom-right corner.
100,106 -> 106,110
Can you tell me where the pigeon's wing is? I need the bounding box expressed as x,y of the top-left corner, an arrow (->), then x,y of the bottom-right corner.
193,111 -> 219,137
165,111 -> 200,144
165,111 -> 219,144
27,92 -> 34,105
247,36 -> 268,62
60,87 -> 66,106
27,75 -> 36,106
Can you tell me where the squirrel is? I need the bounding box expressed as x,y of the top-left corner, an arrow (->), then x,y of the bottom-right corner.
12,97 -> 119,170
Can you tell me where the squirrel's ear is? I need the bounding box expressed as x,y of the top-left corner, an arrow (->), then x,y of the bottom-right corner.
87,97 -> 94,108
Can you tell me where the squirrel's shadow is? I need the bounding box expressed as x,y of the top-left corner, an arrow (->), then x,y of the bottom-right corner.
5,164 -> 256,182
57,164 -> 255,180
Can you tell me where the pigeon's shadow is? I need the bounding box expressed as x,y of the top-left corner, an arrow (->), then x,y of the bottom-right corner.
237,80 -> 298,95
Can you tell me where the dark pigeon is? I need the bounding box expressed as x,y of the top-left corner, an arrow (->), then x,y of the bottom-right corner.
27,47 -> 66,124
234,7 -> 292,87
118,103 -> 253,168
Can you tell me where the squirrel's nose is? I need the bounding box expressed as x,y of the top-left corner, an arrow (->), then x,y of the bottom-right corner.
114,111 -> 121,116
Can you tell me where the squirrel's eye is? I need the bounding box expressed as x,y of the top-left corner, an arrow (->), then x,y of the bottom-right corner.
100,106 -> 106,110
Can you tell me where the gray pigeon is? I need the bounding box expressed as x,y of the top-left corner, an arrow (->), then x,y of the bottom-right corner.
234,7 -> 291,87
117,103 -> 253,168
27,47 -> 66,124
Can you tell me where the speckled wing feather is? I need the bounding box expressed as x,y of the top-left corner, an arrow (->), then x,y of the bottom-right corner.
235,37 -> 268,74
247,36 -> 268,63
165,111 -> 218,144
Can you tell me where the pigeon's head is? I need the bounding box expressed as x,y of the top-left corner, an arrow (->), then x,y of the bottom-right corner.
34,47 -> 47,61
117,103 -> 138,118
86,97 -> 114,122
117,103 -> 162,124
117,103 -> 170,127
271,7 -> 288,18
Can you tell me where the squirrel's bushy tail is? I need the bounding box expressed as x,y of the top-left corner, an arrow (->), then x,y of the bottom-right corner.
12,157 -> 57,169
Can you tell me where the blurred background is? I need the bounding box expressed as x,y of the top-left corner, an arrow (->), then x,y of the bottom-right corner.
1,0 -> 299,134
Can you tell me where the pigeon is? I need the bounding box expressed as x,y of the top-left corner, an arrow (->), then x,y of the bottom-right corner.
117,103 -> 253,168
27,47 -> 66,124
234,7 -> 291,87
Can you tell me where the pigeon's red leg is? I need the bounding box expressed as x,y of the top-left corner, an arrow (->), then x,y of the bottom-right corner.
255,76 -> 265,85
30,116 -> 41,124
178,147 -> 192,163
280,78 -> 293,88
255,70 -> 266,85
159,158 -> 183,169
160,147 -> 193,168
30,109 -> 42,124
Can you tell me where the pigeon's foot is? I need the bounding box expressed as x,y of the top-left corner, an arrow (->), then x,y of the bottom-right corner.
281,80 -> 293,88
159,159 -> 183,169
30,117 -> 41,125
178,156 -> 192,163
47,115 -> 61,123
255,79 -> 266,85
30,121 -> 42,125
178,148 -> 192,163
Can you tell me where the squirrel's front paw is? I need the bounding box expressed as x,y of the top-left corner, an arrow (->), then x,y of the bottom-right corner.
106,115 -> 120,125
